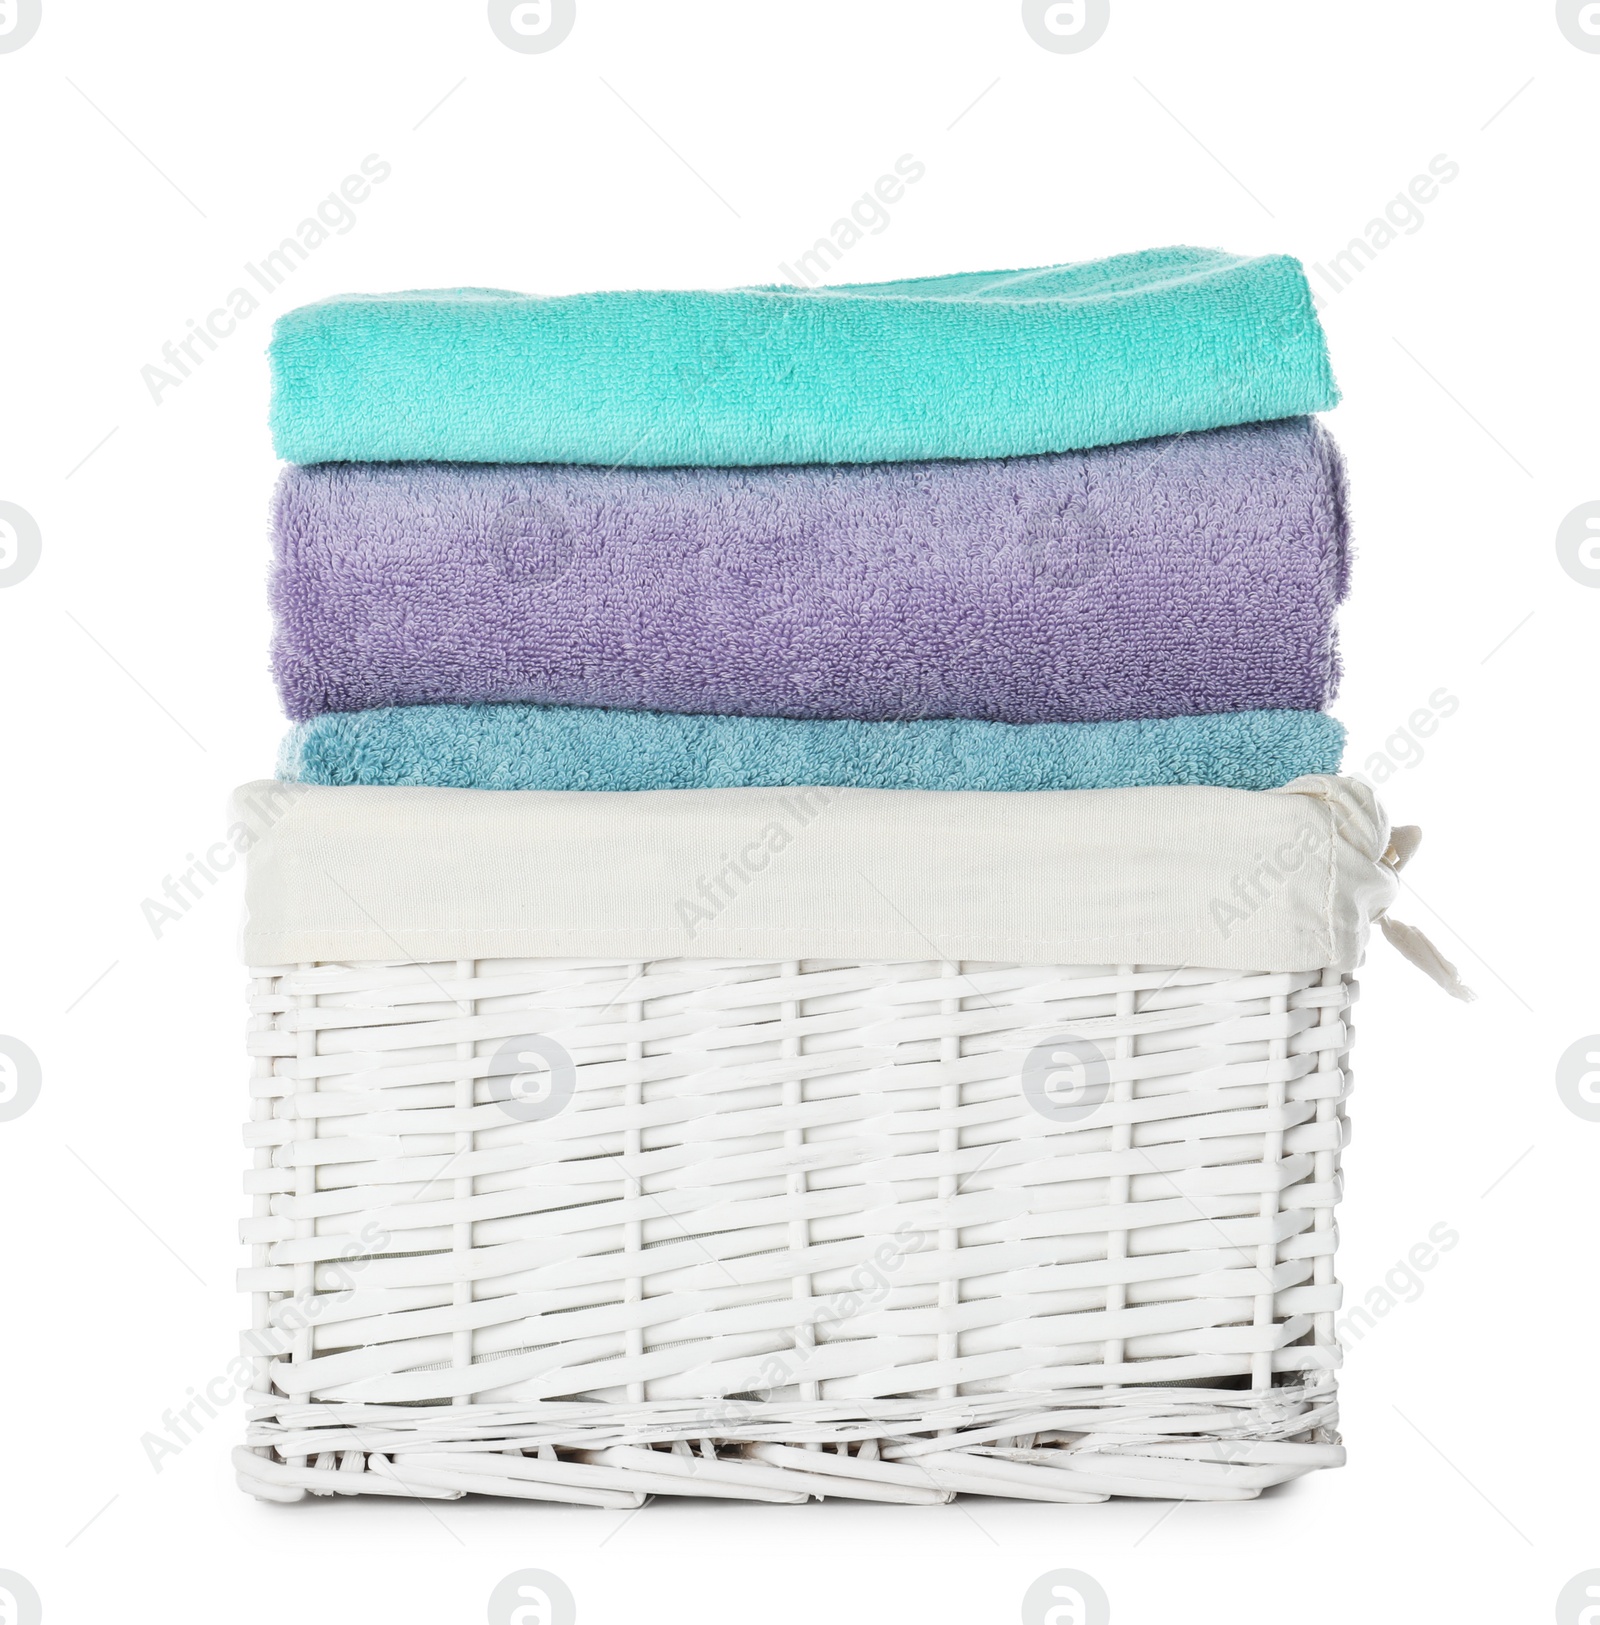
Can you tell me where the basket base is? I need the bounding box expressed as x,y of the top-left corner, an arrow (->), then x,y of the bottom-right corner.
237,1379 -> 1342,1505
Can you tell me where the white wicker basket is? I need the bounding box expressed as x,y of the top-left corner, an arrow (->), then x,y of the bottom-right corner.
237,953 -> 1352,1505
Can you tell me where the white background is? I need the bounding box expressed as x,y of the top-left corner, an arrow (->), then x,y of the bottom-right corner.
0,3 -> 1593,1622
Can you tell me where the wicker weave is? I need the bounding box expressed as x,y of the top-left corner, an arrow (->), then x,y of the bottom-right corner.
238,956 -> 1351,1504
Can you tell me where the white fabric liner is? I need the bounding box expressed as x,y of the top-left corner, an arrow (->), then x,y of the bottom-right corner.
234,775 -> 1421,976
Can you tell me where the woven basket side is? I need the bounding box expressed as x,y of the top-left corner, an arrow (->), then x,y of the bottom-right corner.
240,957 -> 1350,1503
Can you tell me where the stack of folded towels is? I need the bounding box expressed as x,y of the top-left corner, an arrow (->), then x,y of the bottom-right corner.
268,247 -> 1346,796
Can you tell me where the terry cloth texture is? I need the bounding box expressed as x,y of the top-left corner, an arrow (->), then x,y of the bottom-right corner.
268,248 -> 1338,466
278,704 -> 1344,794
232,775 -> 1395,971
271,418 -> 1348,725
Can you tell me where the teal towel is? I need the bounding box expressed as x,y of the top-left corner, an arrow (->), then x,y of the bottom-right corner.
269,248 -> 1338,467
279,705 -> 1344,793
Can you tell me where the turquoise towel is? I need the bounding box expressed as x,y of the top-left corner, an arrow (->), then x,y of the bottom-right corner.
279,705 -> 1344,793
269,248 -> 1337,467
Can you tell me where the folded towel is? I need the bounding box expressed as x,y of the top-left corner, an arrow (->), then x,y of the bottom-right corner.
271,418 -> 1346,725
279,704 -> 1344,794
269,248 -> 1337,466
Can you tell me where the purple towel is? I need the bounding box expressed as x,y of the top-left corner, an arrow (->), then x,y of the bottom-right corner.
271,418 -> 1347,725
